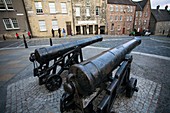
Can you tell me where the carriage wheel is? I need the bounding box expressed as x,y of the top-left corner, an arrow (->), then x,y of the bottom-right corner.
45,75 -> 62,91
126,77 -> 138,98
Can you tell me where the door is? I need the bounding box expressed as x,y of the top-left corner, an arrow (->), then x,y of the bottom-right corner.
89,25 -> 93,34
66,22 -> 71,35
83,25 -> 87,35
123,28 -> 125,34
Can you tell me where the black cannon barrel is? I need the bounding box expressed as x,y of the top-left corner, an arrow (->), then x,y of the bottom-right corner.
65,37 -> 141,96
34,35 -> 103,63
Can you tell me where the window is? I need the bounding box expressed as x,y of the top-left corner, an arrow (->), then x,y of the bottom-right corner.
3,18 -> 19,30
96,6 -> 99,15
11,18 -> 19,28
0,0 -> 6,10
5,0 -> 13,9
61,3 -> 67,13
127,6 -> 130,12
143,20 -> 147,25
39,20 -> 46,31
136,12 -> 138,17
0,0 -> 13,10
120,15 -> 122,21
35,2 -> 43,14
86,7 -> 90,17
120,6 -> 123,12
126,16 -> 129,21
135,21 -> 137,25
75,7 -> 80,16
115,16 -> 118,21
140,11 -> 142,17
145,12 -> 148,17
110,5 -> 113,11
49,2 -> 56,13
130,16 -> 132,21
52,20 -> 58,30
110,16 -> 113,21
130,6 -> 133,12
116,5 -> 118,12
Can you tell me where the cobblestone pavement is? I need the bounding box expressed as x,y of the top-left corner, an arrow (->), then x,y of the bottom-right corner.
5,74 -> 161,113
1,37 -> 170,113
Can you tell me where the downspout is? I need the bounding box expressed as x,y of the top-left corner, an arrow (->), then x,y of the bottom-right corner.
22,0 -> 33,37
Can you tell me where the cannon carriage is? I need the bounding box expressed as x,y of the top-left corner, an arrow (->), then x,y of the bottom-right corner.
60,37 -> 141,113
29,36 -> 103,91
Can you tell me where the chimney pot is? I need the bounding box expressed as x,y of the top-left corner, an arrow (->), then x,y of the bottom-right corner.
157,5 -> 160,10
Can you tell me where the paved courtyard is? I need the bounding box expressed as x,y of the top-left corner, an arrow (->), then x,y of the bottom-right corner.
4,46 -> 165,113
5,74 -> 161,113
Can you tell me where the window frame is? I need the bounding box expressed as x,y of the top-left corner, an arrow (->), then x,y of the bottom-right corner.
49,2 -> 56,14
86,6 -> 90,17
110,5 -> 113,12
61,2 -> 67,14
0,0 -> 14,11
39,20 -> 46,32
3,18 -> 19,30
35,2 -> 43,14
52,20 -> 58,30
75,6 -> 80,17
96,6 -> 99,16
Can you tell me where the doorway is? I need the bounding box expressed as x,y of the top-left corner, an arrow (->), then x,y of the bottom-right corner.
89,25 -> 93,34
100,26 -> 105,34
95,25 -> 98,34
66,22 -> 71,35
83,25 -> 87,35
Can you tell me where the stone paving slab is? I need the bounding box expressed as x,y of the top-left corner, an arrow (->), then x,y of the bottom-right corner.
5,74 -> 161,113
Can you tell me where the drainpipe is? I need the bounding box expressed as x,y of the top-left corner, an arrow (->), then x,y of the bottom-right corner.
22,0 -> 33,37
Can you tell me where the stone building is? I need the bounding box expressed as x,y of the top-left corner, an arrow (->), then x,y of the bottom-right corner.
0,0 -> 30,39
106,0 -> 136,35
23,0 -> 74,37
150,5 -> 170,36
72,0 -> 106,35
133,0 -> 151,32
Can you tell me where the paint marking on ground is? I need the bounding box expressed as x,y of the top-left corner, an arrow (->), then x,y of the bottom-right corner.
150,38 -> 170,43
85,46 -> 170,61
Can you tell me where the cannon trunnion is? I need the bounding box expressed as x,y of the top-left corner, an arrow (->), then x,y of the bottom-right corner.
29,36 -> 103,91
60,37 -> 141,113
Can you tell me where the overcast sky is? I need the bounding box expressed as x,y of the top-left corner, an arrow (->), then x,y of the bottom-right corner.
132,0 -> 170,10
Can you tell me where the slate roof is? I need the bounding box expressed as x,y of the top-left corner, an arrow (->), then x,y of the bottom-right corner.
107,0 -> 136,6
133,0 -> 148,11
151,9 -> 170,22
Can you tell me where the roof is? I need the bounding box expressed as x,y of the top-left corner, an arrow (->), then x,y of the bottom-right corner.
151,9 -> 170,22
107,0 -> 136,6
133,0 -> 148,11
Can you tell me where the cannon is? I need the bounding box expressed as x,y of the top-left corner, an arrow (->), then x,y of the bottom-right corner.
29,36 -> 103,91
60,37 -> 141,113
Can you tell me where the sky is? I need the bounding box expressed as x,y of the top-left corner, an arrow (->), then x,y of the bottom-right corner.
132,0 -> 170,10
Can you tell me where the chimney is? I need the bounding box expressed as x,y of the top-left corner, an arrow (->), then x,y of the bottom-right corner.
157,5 -> 160,10
165,5 -> 168,10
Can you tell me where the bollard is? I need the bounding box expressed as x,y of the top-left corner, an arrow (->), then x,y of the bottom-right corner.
3,35 -> 6,40
23,34 -> 28,48
50,38 -> 53,46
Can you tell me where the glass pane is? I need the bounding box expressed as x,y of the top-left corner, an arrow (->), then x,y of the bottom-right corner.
61,3 -> 67,13
52,20 -> 58,30
49,3 -> 56,13
76,7 -> 80,16
3,19 -> 12,29
39,20 -> 46,31
11,18 -> 19,28
0,1 -> 6,9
